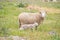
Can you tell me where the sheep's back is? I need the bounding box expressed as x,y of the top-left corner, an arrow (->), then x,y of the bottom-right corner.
19,13 -> 42,25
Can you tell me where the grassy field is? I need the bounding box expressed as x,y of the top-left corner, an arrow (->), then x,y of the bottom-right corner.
0,0 -> 60,40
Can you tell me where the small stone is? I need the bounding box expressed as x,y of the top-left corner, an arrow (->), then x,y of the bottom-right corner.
48,31 -> 56,35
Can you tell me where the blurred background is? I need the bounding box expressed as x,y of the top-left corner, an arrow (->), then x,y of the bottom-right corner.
0,0 -> 60,40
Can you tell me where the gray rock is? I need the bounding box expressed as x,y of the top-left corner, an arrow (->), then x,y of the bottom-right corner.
48,31 -> 56,35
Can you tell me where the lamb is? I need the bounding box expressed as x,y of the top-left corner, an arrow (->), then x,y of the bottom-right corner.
19,22 -> 38,30
18,10 -> 46,30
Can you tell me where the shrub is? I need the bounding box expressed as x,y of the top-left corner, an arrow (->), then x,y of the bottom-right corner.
0,27 -> 9,36
17,2 -> 28,8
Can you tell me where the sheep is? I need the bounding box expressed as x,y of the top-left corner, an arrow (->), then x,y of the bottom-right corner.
18,10 -> 46,30
19,22 -> 38,30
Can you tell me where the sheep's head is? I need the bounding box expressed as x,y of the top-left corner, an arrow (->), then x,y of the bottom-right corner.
40,10 -> 46,18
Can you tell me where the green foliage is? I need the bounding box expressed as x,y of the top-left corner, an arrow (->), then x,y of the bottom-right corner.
0,27 -> 9,36
17,2 -> 28,8
38,2 -> 60,9
0,1 -> 60,40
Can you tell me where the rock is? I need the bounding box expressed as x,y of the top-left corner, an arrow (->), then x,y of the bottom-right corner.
11,36 -> 27,40
48,31 -> 56,35
0,36 -> 27,40
0,37 -> 7,40
11,36 -> 20,40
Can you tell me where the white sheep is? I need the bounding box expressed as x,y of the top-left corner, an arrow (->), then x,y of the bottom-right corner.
19,22 -> 38,30
18,10 -> 46,30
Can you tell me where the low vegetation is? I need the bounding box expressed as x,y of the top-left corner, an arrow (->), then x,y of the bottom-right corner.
17,2 -> 28,8
0,0 -> 60,40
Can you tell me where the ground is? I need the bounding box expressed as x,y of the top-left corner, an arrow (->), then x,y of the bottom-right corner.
0,0 -> 60,40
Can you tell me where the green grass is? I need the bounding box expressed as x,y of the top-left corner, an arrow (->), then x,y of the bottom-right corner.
0,1 -> 60,40
35,2 -> 60,9
12,0 -> 60,9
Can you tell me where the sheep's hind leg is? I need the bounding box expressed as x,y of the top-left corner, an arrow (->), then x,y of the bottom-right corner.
35,26 -> 38,30
31,28 -> 33,32
19,19 -> 21,28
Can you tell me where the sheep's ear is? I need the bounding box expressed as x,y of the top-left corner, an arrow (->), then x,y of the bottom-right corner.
39,11 -> 41,14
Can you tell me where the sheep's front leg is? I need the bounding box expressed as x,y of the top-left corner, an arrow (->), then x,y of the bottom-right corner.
35,26 -> 38,30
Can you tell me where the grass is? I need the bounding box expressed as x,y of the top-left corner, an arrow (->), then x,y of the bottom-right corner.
0,0 -> 60,40
13,0 -> 60,9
